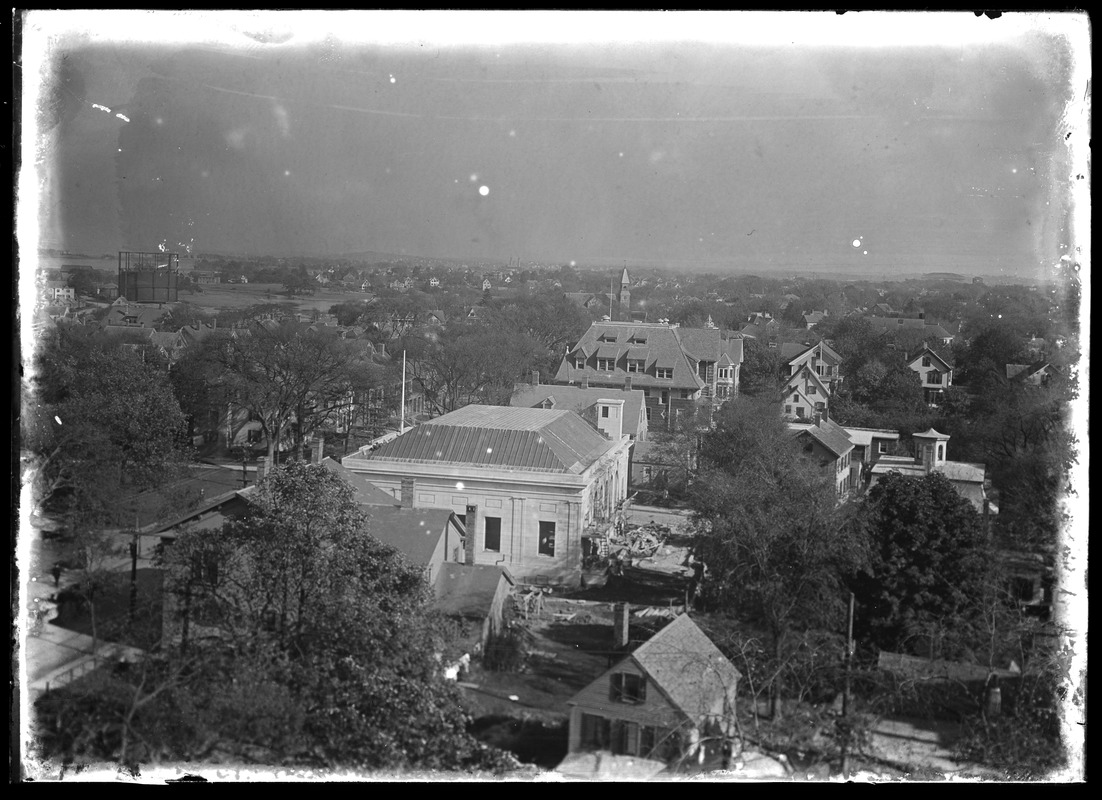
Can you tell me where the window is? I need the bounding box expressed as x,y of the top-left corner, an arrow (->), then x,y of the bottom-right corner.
784,405 -> 792,415
574,358 -> 585,369
645,407 -> 652,422
612,721 -> 640,756
610,672 -> 646,704
629,336 -> 647,345
808,385 -> 817,395
922,356 -> 932,367
626,359 -> 645,373
796,407 -> 805,418
580,714 -> 611,750
538,521 -> 556,557
658,390 -> 669,405
597,358 -> 615,371
680,389 -> 690,399
717,385 -> 731,399
937,444 -> 944,461
484,517 -> 501,552
718,367 -> 731,380
655,367 -> 673,379
878,441 -> 889,454
927,371 -> 941,385
601,405 -> 610,418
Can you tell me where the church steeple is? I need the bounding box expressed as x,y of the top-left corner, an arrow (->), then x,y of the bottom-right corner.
618,268 -> 631,321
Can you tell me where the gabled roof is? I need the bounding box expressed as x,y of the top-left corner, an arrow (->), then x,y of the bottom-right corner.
795,418 -> 854,458
629,614 -> 741,720
555,321 -> 704,390
867,316 -> 953,339
509,384 -> 646,437
785,339 -> 842,367
434,563 -> 515,620
321,457 -> 398,505
783,363 -> 831,397
907,346 -> 953,371
1008,360 -> 1059,382
364,505 -> 457,565
362,405 -> 619,474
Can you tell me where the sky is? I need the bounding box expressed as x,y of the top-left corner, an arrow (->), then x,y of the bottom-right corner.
18,10 -> 1090,280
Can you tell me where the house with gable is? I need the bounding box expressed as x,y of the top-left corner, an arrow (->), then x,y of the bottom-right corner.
781,364 -> 832,421
341,404 -> 632,584
869,428 -> 995,518
554,320 -> 742,432
866,315 -> 954,348
788,417 -> 856,501
782,340 -> 843,392
1006,361 -> 1061,387
565,611 -> 740,766
906,345 -> 954,405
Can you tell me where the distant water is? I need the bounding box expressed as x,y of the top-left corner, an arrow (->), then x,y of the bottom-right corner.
28,254 -> 200,274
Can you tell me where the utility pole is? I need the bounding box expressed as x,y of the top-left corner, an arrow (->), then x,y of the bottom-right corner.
840,591 -> 855,778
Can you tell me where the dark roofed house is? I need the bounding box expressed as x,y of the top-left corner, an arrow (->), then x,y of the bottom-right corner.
554,321 -> 742,432
867,316 -> 954,347
564,612 -> 740,769
1006,361 -> 1060,387
789,417 -> 856,501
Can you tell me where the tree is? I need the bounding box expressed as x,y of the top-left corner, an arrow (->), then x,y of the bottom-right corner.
481,292 -> 590,375
688,397 -> 867,717
26,339 -> 190,529
737,337 -> 783,398
36,463 -> 515,773
217,321 -> 381,461
851,471 -> 990,658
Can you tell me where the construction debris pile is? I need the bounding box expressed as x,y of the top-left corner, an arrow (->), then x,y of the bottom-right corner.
606,521 -> 671,562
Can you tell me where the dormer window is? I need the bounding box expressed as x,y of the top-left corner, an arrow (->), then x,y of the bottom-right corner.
596,357 -> 615,371
922,356 -> 932,367
628,335 -> 648,345
655,367 -> 673,380
627,359 -> 646,373
574,357 -> 586,369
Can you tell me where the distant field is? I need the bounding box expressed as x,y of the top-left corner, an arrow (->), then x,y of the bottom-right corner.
177,283 -> 370,314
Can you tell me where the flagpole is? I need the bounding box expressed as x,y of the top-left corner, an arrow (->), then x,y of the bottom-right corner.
400,350 -> 407,431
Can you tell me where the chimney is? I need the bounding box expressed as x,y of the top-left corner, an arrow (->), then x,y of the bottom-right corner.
612,602 -> 630,649
464,504 -> 479,564
530,370 -> 540,386
313,436 -> 325,464
582,375 -> 590,389
400,477 -> 415,508
624,375 -> 632,391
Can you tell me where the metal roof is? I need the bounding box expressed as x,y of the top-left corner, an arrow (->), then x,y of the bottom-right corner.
510,384 -> 646,438
363,405 -> 618,474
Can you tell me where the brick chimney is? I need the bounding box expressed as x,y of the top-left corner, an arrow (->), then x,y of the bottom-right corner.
464,504 -> 479,564
400,477 -> 415,508
582,375 -> 590,389
612,602 -> 630,649
530,370 -> 539,386
624,375 -> 632,391
313,436 -> 325,464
